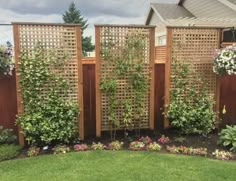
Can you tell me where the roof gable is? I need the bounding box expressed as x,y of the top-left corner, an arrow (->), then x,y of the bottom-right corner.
145,3 -> 194,25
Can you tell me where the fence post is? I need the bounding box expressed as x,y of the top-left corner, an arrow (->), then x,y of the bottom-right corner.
95,26 -> 101,137
13,23 -> 25,146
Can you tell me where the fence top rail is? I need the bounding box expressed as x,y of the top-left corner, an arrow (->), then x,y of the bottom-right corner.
166,26 -> 223,29
94,24 -> 156,28
11,22 -> 81,27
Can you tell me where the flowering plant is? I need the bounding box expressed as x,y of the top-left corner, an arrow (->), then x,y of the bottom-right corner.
73,144 -> 88,151
212,149 -> 233,160
91,142 -> 106,150
166,146 -> 207,157
157,135 -> 170,144
146,142 -> 161,151
139,136 -> 152,145
52,145 -> 70,154
213,45 -> 236,75
0,42 -> 14,76
129,141 -> 145,151
27,146 -> 40,157
108,141 -> 123,151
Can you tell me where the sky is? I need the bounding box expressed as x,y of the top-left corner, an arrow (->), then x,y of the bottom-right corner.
0,0 -> 177,44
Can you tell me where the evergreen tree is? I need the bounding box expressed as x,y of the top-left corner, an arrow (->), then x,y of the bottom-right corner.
63,2 -> 94,56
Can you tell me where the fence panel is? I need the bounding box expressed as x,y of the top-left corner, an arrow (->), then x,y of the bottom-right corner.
13,22 -> 84,144
95,25 -> 155,136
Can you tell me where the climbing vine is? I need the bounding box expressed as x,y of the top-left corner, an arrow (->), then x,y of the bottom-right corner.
100,31 -> 149,139
16,44 -> 79,146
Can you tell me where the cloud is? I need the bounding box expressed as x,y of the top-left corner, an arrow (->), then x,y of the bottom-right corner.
0,0 -> 177,44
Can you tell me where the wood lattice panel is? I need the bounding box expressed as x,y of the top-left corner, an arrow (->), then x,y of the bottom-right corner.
13,23 -> 84,143
169,27 -> 220,100
96,25 -> 155,133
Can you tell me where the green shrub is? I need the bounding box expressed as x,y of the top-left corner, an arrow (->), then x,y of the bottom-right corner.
0,144 -> 22,161
0,126 -> 17,144
16,45 -> 79,146
166,62 -> 215,135
218,125 -> 236,152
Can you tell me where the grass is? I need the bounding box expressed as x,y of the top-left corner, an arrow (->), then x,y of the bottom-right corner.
0,151 -> 236,181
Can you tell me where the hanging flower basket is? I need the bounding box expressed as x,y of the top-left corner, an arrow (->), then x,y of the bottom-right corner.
213,44 -> 236,75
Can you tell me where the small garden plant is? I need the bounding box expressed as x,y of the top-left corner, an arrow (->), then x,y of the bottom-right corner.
212,149 -> 233,160
146,142 -> 161,152
108,141 -> 123,151
91,142 -> 106,150
157,135 -> 170,144
218,125 -> 236,152
73,144 -> 88,151
0,126 -> 17,144
129,141 -> 145,151
52,145 -> 70,154
27,146 -> 40,157
166,146 -> 207,157
139,136 -> 152,145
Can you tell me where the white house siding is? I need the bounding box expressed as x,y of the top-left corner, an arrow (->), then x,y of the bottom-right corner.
183,0 -> 236,18
149,10 -> 163,25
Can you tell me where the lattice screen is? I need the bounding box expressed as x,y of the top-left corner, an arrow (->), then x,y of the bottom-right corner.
13,23 -> 84,141
96,25 -> 154,132
169,27 -> 220,100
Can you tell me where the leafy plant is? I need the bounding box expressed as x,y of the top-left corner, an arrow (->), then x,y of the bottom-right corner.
0,126 -> 17,144
146,142 -> 161,151
129,141 -> 145,151
166,145 -> 207,157
27,146 -> 40,157
0,144 -> 22,161
174,136 -> 186,143
212,149 -> 233,160
166,62 -> 215,135
139,136 -> 152,145
73,144 -> 88,151
91,142 -> 106,150
52,145 -> 70,154
16,45 -> 79,145
108,141 -> 123,151
157,135 -> 170,144
218,125 -> 236,152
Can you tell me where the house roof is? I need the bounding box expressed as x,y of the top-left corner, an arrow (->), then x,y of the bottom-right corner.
227,0 -> 236,5
145,3 -> 194,25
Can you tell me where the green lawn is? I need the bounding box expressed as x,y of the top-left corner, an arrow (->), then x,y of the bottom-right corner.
0,151 -> 236,181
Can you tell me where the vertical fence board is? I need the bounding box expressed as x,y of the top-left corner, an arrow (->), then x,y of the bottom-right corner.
154,64 -> 165,129
83,61 -> 96,137
219,75 -> 236,127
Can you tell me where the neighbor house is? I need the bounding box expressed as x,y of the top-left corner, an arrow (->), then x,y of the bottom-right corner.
145,0 -> 236,45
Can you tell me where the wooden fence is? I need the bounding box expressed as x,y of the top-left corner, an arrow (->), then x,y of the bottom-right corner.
0,71 -> 17,133
1,57 -> 236,139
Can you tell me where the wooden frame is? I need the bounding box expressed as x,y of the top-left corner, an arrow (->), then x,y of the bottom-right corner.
95,25 -> 155,136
